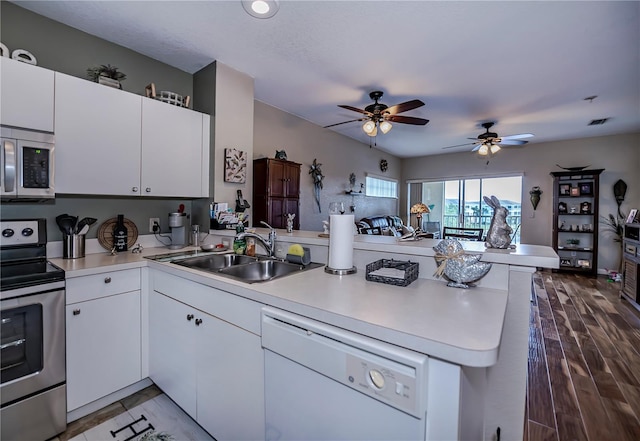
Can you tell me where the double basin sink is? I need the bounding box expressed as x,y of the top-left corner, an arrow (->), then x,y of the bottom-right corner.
171,253 -> 322,283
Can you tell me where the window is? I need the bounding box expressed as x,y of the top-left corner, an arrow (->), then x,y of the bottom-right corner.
365,175 -> 398,198
408,175 -> 523,243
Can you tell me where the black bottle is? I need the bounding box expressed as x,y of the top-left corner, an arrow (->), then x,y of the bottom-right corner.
113,214 -> 128,252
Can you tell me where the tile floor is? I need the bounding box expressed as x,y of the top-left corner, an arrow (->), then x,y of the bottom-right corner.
52,386 -> 212,441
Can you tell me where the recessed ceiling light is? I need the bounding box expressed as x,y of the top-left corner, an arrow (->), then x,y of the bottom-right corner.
242,0 -> 279,19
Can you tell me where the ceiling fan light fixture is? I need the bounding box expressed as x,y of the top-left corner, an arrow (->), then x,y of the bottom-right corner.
379,120 -> 392,134
478,143 -> 489,156
362,120 -> 377,136
242,0 -> 279,19
490,143 -> 501,154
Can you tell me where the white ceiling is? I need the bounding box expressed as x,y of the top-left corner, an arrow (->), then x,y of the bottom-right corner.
14,0 -> 640,158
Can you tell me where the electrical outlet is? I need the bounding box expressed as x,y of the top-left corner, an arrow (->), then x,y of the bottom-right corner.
149,218 -> 160,233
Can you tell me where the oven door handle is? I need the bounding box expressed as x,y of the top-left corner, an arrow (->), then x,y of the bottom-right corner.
0,338 -> 25,350
2,139 -> 16,192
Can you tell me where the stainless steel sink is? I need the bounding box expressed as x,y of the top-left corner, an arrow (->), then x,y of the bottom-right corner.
218,259 -> 321,283
172,254 -> 322,283
173,253 -> 257,271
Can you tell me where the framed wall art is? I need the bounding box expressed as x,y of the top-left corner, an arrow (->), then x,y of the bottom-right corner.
558,201 -> 567,213
576,259 -> 591,268
578,182 -> 593,195
560,257 -> 574,267
224,148 -> 247,183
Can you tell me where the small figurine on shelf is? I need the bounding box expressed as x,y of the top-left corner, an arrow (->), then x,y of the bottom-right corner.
286,213 -> 296,233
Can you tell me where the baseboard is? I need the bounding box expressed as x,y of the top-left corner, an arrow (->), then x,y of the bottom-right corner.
67,378 -> 153,423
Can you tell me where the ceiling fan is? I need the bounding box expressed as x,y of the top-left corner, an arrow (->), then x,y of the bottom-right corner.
324,91 -> 429,137
443,122 -> 533,156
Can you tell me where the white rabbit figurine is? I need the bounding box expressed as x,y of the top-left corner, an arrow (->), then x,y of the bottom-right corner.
484,195 -> 514,249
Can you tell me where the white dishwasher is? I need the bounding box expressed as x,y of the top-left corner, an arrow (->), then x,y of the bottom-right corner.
262,307 -> 429,441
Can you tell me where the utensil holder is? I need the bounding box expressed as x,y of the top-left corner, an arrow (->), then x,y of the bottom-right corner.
63,234 -> 85,259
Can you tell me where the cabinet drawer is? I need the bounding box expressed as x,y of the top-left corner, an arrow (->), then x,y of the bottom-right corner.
152,270 -> 262,335
625,243 -> 637,256
67,268 -> 141,304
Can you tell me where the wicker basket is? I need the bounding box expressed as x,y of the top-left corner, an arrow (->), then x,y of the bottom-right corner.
365,259 -> 419,287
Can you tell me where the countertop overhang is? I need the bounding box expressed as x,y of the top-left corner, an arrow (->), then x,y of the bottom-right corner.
51,230 -> 558,368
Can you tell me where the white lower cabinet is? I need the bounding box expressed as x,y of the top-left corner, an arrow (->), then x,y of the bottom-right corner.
149,271 -> 264,441
66,269 -> 142,411
148,290 -> 198,416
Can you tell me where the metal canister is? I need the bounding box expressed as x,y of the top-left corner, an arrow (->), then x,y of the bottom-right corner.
191,224 -> 200,247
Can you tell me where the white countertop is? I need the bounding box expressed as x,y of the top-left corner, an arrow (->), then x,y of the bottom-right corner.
213,228 -> 560,269
51,230 -> 557,367
52,247 -> 505,367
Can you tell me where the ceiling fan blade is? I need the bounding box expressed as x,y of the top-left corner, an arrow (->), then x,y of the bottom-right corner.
385,115 -> 429,125
501,133 -> 534,140
338,105 -> 373,116
384,99 -> 425,115
498,139 -> 529,146
323,118 -> 366,128
470,143 -> 483,152
442,142 -> 477,150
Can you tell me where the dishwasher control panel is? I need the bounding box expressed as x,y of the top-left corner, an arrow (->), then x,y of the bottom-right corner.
346,353 -> 420,416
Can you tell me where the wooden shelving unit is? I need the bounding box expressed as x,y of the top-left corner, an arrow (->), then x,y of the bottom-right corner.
253,158 -> 301,230
550,169 -> 604,276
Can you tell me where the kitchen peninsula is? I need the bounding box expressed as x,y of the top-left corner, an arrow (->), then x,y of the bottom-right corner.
52,229 -> 558,440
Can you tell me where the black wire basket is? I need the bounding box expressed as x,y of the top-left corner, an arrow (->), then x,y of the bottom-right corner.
365,259 -> 419,287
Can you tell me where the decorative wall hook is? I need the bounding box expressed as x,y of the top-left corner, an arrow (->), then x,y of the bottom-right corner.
613,179 -> 627,218
529,186 -> 542,211
309,159 -> 324,212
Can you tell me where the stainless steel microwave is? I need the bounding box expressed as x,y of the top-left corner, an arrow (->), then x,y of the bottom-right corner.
1,126 -> 55,201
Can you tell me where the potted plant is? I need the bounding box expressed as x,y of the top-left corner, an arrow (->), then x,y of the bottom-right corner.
602,212 -> 626,272
86,64 -> 126,89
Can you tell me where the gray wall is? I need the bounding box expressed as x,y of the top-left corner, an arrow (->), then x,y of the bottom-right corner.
0,2 -> 192,97
401,132 -> 640,273
253,101 -> 401,231
1,2 -> 199,240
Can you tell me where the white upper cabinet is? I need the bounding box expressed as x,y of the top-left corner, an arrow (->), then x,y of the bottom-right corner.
54,72 -> 209,197
0,57 -> 54,132
54,72 -> 142,195
141,98 -> 209,197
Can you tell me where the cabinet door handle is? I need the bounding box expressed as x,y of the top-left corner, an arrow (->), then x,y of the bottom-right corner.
195,318 -> 203,326
132,187 -> 139,193
145,187 -> 152,193
73,309 -> 81,315
104,277 -> 111,284
187,314 -> 194,321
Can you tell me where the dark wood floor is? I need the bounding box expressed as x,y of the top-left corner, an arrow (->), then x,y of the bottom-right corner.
525,271 -> 640,441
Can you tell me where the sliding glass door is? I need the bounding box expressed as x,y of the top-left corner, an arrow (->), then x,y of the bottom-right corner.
409,175 -> 522,243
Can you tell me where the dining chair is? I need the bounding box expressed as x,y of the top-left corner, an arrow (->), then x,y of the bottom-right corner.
442,227 -> 483,241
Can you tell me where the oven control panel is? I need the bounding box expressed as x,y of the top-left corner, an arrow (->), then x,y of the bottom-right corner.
0,220 -> 42,247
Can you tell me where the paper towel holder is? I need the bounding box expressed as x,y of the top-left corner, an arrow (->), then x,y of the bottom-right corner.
324,266 -> 357,275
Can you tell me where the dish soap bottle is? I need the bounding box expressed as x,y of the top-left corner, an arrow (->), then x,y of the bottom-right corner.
233,224 -> 246,255
113,214 -> 128,252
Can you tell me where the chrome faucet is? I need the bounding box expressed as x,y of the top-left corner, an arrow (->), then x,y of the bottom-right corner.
235,221 -> 277,257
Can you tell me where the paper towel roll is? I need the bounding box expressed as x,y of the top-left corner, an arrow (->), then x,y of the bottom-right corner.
328,214 -> 354,270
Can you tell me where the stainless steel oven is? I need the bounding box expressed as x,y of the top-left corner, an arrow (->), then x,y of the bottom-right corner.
1,126 -> 55,201
1,219 -> 66,441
